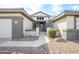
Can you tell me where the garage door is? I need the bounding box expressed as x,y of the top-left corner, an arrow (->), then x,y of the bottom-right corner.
76,17 -> 79,39
0,19 -> 12,38
12,19 -> 23,39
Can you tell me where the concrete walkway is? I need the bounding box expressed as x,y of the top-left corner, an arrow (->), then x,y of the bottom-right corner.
0,32 -> 49,47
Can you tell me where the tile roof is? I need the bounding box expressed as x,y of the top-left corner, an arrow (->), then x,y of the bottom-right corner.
51,10 -> 79,22
0,8 -> 34,21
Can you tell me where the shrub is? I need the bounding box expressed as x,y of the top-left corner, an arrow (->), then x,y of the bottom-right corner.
47,28 -> 57,38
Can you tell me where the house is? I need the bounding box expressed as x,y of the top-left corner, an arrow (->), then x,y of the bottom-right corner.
51,10 -> 79,40
0,8 -> 34,40
31,11 -> 52,32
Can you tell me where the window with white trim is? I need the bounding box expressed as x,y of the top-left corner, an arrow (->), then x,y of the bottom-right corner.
37,17 -> 44,20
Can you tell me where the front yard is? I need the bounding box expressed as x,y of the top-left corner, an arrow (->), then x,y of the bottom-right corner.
0,39 -> 79,54
47,39 -> 79,54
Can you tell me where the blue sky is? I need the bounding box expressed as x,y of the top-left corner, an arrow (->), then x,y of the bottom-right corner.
0,0 -> 79,16
40,4 -> 79,16
41,4 -> 53,15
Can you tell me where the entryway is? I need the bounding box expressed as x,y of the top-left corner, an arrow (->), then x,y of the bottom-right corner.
39,21 -> 46,32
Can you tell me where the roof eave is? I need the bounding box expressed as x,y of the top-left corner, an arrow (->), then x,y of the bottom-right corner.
51,10 -> 79,22
0,8 -> 34,22
31,11 -> 50,17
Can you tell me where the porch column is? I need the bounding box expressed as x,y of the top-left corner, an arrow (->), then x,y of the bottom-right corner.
36,22 -> 40,36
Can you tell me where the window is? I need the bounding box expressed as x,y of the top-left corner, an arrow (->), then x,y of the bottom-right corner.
37,17 -> 44,20
40,17 -> 41,20
42,17 -> 44,20
46,23 -> 52,27
37,17 -> 39,20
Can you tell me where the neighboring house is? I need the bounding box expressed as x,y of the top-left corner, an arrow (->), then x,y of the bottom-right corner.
51,10 -> 79,40
31,11 -> 52,32
0,8 -> 34,40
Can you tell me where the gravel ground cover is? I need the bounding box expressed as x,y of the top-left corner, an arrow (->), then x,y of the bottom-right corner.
47,39 -> 79,54
0,44 -> 49,54
0,38 -> 79,54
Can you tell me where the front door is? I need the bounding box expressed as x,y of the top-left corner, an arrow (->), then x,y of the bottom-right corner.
12,19 -> 23,39
39,22 -> 46,32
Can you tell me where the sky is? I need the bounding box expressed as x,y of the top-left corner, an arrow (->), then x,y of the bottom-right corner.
0,0 -> 79,16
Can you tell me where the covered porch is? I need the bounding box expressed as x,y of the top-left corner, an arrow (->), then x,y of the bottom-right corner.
34,21 -> 47,32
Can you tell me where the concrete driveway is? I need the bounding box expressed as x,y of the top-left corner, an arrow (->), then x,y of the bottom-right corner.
0,32 -> 49,47
0,38 -> 9,44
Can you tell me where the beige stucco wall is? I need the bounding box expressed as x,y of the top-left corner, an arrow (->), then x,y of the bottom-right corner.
66,16 -> 74,29
54,16 -> 67,39
54,16 -> 74,39
0,13 -> 22,17
23,16 -> 33,36
32,12 -> 50,22
0,13 -> 33,38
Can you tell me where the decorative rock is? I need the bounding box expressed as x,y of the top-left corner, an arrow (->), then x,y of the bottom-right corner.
11,52 -> 24,54
54,37 -> 67,42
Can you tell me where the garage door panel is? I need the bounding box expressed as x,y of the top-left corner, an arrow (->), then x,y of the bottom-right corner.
0,19 -> 12,38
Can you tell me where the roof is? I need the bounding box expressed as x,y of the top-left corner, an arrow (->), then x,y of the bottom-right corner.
0,8 -> 34,21
31,11 -> 50,17
51,10 -> 79,22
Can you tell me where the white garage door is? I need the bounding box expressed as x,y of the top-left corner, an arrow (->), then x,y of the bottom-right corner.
0,19 -> 12,38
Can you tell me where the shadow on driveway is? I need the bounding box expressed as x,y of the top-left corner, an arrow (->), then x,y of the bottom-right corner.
0,43 -> 49,54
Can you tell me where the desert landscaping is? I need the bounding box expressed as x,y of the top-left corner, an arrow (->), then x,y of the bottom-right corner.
47,39 -> 79,54
0,38 -> 79,54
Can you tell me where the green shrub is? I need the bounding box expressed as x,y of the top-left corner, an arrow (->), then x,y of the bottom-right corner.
47,28 -> 57,38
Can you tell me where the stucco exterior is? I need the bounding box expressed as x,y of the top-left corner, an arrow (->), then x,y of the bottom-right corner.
52,10 -> 79,40
0,8 -> 33,39
32,11 -> 50,22
54,16 -> 67,39
31,11 -> 51,32
0,12 -> 33,28
32,12 -> 48,16
66,16 -> 74,29
0,13 -> 33,29
54,16 -> 75,40
23,16 -> 33,36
